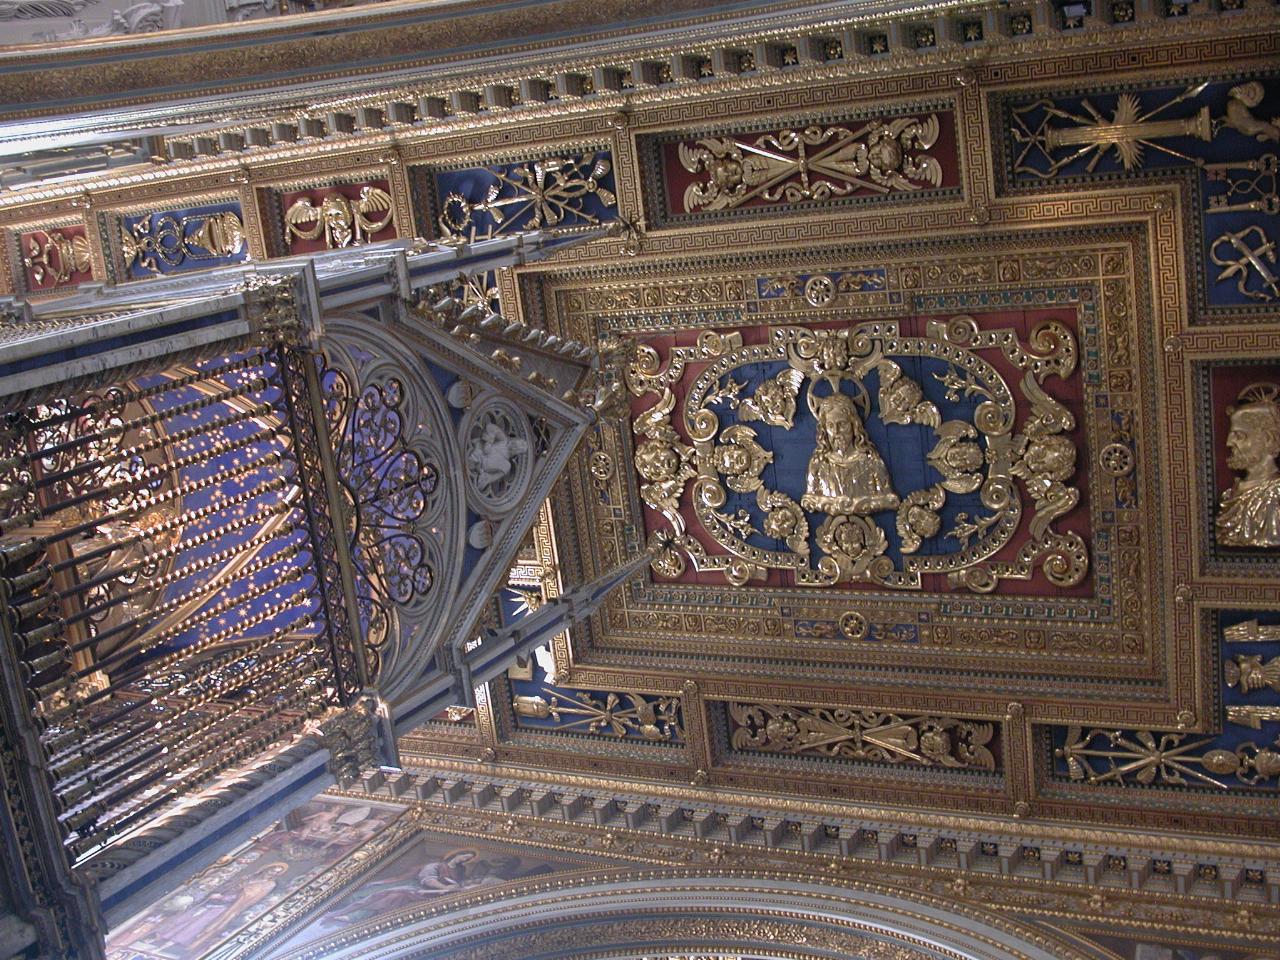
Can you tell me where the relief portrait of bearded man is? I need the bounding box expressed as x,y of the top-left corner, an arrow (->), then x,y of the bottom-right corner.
1217,383 -> 1280,548
801,390 -> 899,515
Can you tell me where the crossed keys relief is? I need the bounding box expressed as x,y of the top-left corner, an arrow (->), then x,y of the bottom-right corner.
630,319 -> 1088,592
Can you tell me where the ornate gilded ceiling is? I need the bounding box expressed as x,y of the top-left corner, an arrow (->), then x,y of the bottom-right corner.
1,0 -> 1278,951
440,23 -> 1279,844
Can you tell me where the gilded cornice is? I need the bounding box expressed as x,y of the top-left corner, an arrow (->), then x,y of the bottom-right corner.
0,0 -> 985,119
374,757 -> 1280,869
1,20 -> 1274,227
319,794 -> 1280,942
0,2 -> 1274,151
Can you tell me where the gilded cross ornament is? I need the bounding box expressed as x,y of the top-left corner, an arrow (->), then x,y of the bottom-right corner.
1216,382 -> 1280,547
285,186 -> 394,250
628,316 -> 1086,591
677,115 -> 944,212
1010,79 -> 1280,180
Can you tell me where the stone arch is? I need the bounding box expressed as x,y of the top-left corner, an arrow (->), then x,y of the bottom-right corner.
276,867 -> 1090,960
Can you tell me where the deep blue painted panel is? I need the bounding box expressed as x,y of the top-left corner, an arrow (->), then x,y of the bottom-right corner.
1047,609 -> 1280,791
432,151 -> 619,241
1005,76 -> 1280,308
121,201 -> 249,278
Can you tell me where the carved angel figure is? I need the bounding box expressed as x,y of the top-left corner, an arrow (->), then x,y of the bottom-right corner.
876,359 -> 940,427
713,424 -> 772,493
739,368 -> 804,428
285,186 -> 394,250
927,421 -> 985,494
678,138 -> 772,211
1217,383 -> 1280,547
467,421 -> 528,496
632,390 -> 696,534
896,485 -> 945,554
1011,433 -> 1078,540
801,391 -> 898,515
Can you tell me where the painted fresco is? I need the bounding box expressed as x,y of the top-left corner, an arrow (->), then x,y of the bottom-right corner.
105,797 -> 400,960
641,107 -> 960,228
267,832 -> 585,957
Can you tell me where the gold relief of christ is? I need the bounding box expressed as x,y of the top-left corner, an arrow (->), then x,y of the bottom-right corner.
627,320 -> 1086,592
800,390 -> 899,516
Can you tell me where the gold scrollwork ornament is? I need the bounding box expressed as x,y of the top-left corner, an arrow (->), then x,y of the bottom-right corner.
633,389 -> 697,535
285,186 -> 394,250
679,115 -> 944,213
839,610 -> 868,640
